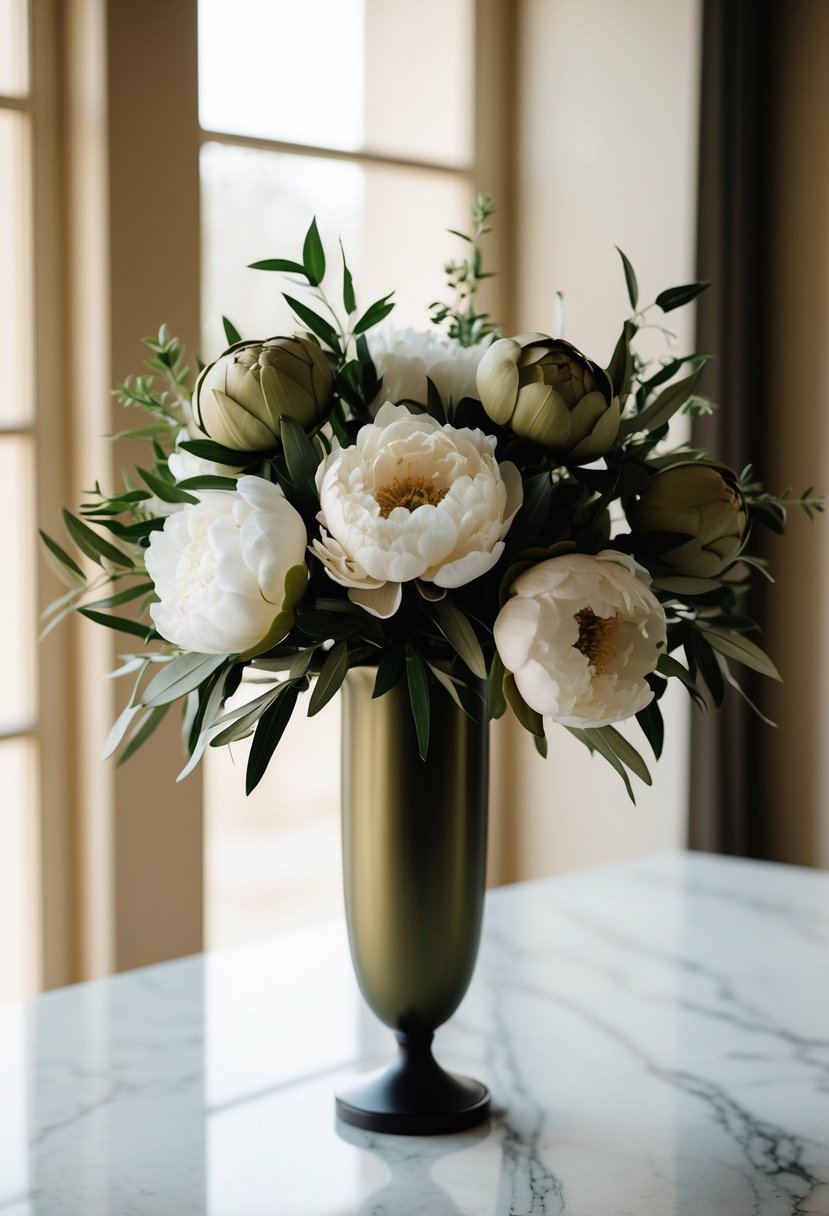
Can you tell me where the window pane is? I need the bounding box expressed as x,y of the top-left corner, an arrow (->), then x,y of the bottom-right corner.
0,110 -> 32,426
206,687 -> 342,948
199,0 -> 365,150
0,0 -> 28,96
0,738 -> 39,1002
200,141 -> 472,360
198,0 -> 473,167
0,437 -> 35,734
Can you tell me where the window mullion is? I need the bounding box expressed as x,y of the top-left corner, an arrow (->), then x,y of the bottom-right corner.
199,127 -> 473,178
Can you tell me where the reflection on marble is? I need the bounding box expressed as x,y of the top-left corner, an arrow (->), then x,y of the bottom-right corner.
1,852 -> 829,1214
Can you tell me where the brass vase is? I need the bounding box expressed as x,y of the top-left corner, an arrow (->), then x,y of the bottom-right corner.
335,666 -> 491,1135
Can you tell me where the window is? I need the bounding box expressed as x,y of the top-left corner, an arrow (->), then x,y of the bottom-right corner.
0,0 -> 39,1002
198,0 -> 478,948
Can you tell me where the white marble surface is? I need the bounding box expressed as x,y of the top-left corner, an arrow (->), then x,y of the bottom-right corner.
2,851 -> 829,1214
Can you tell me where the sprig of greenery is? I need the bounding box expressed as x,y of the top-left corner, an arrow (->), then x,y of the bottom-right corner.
114,326 -> 193,432
739,464 -> 825,531
430,194 -> 499,347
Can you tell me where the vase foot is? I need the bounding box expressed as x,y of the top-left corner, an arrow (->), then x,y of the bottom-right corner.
335,1033 -> 490,1135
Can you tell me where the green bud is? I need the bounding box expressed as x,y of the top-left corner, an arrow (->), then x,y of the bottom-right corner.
194,336 -> 333,452
476,333 -> 620,462
628,462 -> 749,578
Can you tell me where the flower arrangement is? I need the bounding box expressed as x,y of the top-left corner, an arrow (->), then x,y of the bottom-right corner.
41,197 -> 821,797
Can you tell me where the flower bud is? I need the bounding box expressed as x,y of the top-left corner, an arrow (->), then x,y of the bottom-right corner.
627,462 -> 749,578
194,336 -> 333,452
476,333 -> 620,462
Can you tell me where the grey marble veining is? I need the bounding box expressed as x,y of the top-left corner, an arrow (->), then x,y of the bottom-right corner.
1,852 -> 828,1214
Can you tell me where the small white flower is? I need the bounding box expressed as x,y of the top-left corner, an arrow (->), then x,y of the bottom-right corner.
494,550 -> 666,728
367,326 -> 490,412
145,430 -> 238,520
145,476 -> 307,655
168,428 -> 237,483
313,403 -> 523,618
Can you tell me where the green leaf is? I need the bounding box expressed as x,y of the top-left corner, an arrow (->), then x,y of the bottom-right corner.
405,646 -> 430,759
78,608 -> 152,639
373,648 -> 405,698
656,652 -> 704,703
698,626 -> 781,680
62,509 -> 134,568
430,600 -> 486,679
84,582 -> 154,612
594,725 -> 652,785
39,530 -> 86,585
687,631 -> 725,706
102,702 -> 144,760
178,439 -> 251,467
426,661 -> 465,711
248,258 -> 308,276
652,575 -> 723,595
308,642 -> 349,716
283,293 -> 341,352
619,365 -> 703,438
302,216 -> 326,286
503,673 -> 544,739
280,416 -> 321,506
143,652 -> 227,707
246,683 -> 300,794
176,475 -> 238,491
222,316 -> 242,345
117,703 -> 171,765
109,423 -> 175,442
568,727 -> 635,802
505,472 -> 552,553
209,685 -> 285,748
606,320 -> 637,401
636,698 -> 664,760
487,652 -> 507,720
655,281 -> 711,312
289,648 -> 316,680
138,467 -> 199,505
178,667 -> 234,780
534,732 -> 548,759
721,665 -> 777,727
340,240 -> 356,314
616,247 -> 639,310
353,293 -> 395,335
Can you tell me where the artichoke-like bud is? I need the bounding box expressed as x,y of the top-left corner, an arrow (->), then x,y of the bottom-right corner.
476,333 -> 620,462
627,462 -> 749,578
194,336 -> 333,451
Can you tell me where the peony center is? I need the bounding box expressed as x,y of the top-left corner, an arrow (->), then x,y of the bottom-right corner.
375,475 -> 448,518
573,607 -> 624,675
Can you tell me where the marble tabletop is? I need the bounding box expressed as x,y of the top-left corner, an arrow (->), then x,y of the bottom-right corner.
1,850 -> 828,1215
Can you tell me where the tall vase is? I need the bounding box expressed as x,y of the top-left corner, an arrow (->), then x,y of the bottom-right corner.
335,666 -> 491,1135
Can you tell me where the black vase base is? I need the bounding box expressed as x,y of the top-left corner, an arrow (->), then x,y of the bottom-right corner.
336,1047 -> 490,1136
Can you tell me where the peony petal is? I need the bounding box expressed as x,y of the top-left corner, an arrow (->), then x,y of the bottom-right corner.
348,580 -> 402,618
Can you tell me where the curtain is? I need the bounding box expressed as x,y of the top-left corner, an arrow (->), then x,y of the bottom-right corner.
692,0 -> 829,865
690,0 -> 773,853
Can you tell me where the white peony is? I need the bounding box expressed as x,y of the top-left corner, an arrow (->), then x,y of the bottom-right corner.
494,550 -> 666,728
312,403 -> 523,618
367,327 -> 490,412
145,476 -> 307,656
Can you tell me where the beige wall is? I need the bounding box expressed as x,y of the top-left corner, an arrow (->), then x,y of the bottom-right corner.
763,0 -> 829,867
495,0 -> 702,879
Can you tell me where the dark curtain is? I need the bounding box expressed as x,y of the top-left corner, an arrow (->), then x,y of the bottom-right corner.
690,0 -> 774,853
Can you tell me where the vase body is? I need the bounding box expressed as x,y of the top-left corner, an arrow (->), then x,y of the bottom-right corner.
336,666 -> 490,1134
